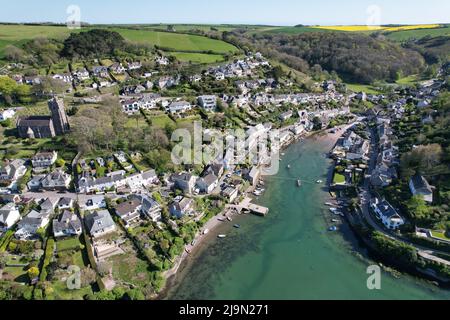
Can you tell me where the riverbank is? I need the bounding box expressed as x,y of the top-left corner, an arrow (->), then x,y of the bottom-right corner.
158,124 -> 353,299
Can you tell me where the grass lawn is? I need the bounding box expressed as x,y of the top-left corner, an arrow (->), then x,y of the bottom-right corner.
109,251 -> 152,287
149,114 -> 175,128
170,52 -> 225,64
111,28 -> 239,54
2,266 -> 28,283
56,237 -> 82,252
346,83 -> 381,94
431,231 -> 450,242
333,173 -> 346,185
386,26 -> 450,41
51,280 -> 93,300
396,75 -> 419,86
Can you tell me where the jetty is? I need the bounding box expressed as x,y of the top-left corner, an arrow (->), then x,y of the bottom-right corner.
226,197 -> 270,217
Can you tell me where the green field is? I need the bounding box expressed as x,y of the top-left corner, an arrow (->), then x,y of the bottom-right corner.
431,231 -> 450,242
170,52 -> 225,64
385,26 -> 450,41
0,24 -> 239,61
333,173 -> 346,185
345,83 -> 381,94
396,74 -> 419,86
263,26 -> 336,34
110,28 -> 238,54
0,24 -> 75,57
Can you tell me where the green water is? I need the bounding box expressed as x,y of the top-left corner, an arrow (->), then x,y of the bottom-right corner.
167,137 -> 450,300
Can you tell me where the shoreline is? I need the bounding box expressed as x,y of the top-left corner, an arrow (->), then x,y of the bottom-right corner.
157,123 -> 352,299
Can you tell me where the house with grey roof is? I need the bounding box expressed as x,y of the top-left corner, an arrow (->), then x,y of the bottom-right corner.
196,173 -> 218,194
129,194 -> 161,222
32,151 -> 57,173
41,170 -> 72,191
53,211 -> 82,238
15,210 -> 51,240
409,175 -> 434,203
58,197 -> 74,210
169,197 -> 195,219
114,199 -> 142,226
171,172 -> 197,194
370,198 -> 405,230
0,203 -> 21,231
84,210 -> 116,238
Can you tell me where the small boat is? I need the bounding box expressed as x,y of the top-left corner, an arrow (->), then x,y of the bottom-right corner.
325,202 -> 334,206
297,180 -> 302,187
287,164 -> 291,169
329,207 -> 338,213
203,229 -> 209,235
185,248 -> 192,254
328,226 -> 338,232
234,224 -> 241,229
191,239 -> 197,246
316,180 -> 323,184
331,219 -> 339,223
218,218 -> 226,222
227,216 -> 233,222
218,234 -> 227,239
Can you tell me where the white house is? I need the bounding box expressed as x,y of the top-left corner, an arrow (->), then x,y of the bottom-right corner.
409,175 -> 434,203
196,174 -> 218,194
84,210 -> 116,238
0,203 -> 21,230
198,95 -> 217,112
32,151 -> 58,171
168,101 -> 192,114
371,198 -> 405,230
0,109 -> 16,121
79,196 -> 107,211
53,211 -> 82,238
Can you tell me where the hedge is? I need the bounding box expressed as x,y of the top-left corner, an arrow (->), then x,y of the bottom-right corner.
0,230 -> 14,252
39,238 -> 55,282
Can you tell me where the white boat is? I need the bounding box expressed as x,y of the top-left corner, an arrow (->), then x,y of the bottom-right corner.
329,207 -> 338,212
203,229 -> 209,235
297,180 -> 302,187
218,234 -> 227,239
227,216 -> 233,222
218,217 -> 226,222
325,202 -> 334,206
316,180 -> 323,184
287,164 -> 291,169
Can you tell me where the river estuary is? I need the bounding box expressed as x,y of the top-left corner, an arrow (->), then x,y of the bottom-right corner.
165,135 -> 450,300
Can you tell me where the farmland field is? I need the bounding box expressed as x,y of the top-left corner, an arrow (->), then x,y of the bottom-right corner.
0,24 -> 239,60
0,24 -> 75,57
169,52 -> 225,64
385,26 -> 450,41
314,24 -> 443,32
110,28 -> 239,54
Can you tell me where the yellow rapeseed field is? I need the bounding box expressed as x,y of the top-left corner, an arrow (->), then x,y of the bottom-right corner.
314,24 -> 441,32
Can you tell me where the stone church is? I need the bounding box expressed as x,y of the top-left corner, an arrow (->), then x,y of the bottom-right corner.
17,98 -> 71,139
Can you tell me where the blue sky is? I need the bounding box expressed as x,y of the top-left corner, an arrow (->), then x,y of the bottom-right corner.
1,0 -> 449,26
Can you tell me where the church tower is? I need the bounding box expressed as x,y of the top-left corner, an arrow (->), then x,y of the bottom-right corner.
48,97 -> 70,135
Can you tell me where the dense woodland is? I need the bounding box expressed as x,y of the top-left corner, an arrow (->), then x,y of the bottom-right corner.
224,31 -> 427,84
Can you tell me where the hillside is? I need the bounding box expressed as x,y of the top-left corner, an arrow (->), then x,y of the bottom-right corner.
231,31 -> 426,84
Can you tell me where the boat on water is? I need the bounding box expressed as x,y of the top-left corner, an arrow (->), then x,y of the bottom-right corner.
297,179 -> 302,187
227,216 -> 233,222
185,248 -> 192,254
287,164 -> 291,169
218,217 -> 226,222
234,224 -> 241,229
203,229 -> 209,235
325,202 -> 334,206
218,234 -> 227,239
329,207 -> 338,213
328,226 -> 338,232
191,239 -> 197,246
316,180 -> 323,184
331,219 -> 339,223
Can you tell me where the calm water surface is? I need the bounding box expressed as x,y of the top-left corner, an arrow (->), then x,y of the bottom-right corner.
166,137 -> 450,300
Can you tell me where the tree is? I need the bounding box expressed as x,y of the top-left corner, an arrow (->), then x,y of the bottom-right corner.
27,267 -> 40,281
405,196 -> 431,221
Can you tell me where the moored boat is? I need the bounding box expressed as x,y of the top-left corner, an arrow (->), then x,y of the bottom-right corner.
234,224 -> 241,229
328,226 -> 338,232
218,234 -> 227,239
